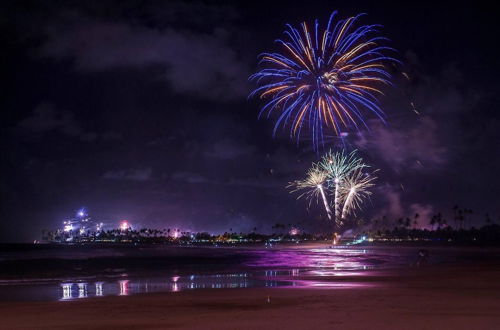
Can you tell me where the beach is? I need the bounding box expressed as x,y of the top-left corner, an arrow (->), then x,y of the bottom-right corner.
1,262 -> 499,330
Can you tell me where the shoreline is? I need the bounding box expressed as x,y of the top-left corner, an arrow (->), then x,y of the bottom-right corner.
1,244 -> 499,282
0,263 -> 499,329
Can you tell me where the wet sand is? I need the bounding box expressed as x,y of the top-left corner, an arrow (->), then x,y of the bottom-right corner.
1,264 -> 499,329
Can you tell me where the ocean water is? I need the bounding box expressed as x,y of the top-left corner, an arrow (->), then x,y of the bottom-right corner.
0,244 -> 478,302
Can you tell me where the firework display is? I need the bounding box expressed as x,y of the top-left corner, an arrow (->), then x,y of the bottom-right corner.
250,11 -> 398,149
289,150 -> 376,228
340,168 -> 377,221
288,165 -> 332,219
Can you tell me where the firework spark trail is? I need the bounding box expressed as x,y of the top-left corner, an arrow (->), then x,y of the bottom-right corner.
320,150 -> 367,225
288,165 -> 332,219
334,178 -> 341,226
250,11 -> 399,150
318,184 -> 332,220
340,168 -> 377,221
341,188 -> 355,222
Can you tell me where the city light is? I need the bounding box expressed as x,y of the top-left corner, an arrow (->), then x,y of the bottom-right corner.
120,220 -> 130,231
77,208 -> 87,217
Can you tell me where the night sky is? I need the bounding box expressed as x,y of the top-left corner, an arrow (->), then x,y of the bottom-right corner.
1,1 -> 498,242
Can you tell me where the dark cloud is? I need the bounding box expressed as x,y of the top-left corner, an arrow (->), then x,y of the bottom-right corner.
80,131 -> 98,142
226,177 -> 283,189
372,184 -> 434,228
171,171 -> 211,184
204,139 -> 256,160
356,117 -> 447,172
41,15 -> 250,101
375,184 -> 405,219
18,103 -> 81,137
102,168 -> 152,181
17,103 -> 123,143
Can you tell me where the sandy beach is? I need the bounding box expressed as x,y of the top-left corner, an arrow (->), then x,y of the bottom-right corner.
1,263 -> 499,330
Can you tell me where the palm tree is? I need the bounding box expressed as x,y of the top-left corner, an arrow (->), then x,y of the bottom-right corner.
452,205 -> 459,228
429,215 -> 437,230
465,209 -> 473,228
456,209 -> 464,229
485,213 -> 492,225
404,217 -> 411,229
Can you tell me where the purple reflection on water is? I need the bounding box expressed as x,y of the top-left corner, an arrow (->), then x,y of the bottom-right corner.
286,281 -> 373,289
245,247 -> 407,270
0,247 -> 410,302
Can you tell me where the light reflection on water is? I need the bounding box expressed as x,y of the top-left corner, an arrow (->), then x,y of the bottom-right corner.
1,247 -> 405,302
96,282 -> 103,296
58,272 -> 258,300
56,268 -> 373,301
246,248 -> 384,270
